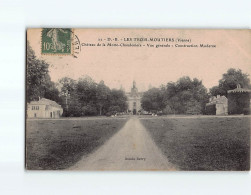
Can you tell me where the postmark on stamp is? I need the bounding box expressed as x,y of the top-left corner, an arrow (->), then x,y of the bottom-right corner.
41,28 -> 72,55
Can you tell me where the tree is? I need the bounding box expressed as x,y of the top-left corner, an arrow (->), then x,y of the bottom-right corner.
96,80 -> 110,115
43,79 -> 61,103
108,105 -> 121,115
82,103 -> 98,116
108,89 -> 128,112
27,42 -> 49,102
58,77 -> 78,116
161,77 -> 208,114
141,87 -> 165,113
56,75 -> 128,117
58,77 -> 76,95
209,86 -> 225,97
210,68 -> 251,96
185,99 -> 202,115
77,75 -> 97,105
26,42 -> 61,104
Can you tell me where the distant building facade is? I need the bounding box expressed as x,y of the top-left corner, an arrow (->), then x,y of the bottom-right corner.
227,84 -> 251,115
126,81 -> 143,115
205,95 -> 228,115
27,98 -> 63,118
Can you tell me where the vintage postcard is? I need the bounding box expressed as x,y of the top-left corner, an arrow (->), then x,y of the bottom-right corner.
26,29 -> 250,170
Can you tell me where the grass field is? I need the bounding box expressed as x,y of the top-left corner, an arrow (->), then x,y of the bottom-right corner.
26,117 -> 127,170
140,116 -> 250,171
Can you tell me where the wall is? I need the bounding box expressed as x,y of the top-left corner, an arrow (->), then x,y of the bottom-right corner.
27,104 -> 63,118
27,104 -> 46,118
216,104 -> 228,115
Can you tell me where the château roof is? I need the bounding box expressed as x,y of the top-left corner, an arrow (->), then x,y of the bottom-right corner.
227,84 -> 251,94
29,98 -> 62,108
228,88 -> 251,93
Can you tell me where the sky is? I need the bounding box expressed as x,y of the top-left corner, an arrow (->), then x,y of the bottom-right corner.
28,29 -> 251,92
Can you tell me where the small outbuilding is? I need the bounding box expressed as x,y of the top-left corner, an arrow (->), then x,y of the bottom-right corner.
27,98 -> 63,118
227,84 -> 251,115
205,95 -> 228,115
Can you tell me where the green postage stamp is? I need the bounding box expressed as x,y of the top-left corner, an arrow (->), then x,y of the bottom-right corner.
41,28 -> 72,55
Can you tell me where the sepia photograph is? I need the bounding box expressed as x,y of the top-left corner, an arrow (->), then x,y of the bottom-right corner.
1,0 -> 251,194
26,28 -> 250,171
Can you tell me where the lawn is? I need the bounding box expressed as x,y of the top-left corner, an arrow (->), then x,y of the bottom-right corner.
26,117 -> 127,170
140,116 -> 250,171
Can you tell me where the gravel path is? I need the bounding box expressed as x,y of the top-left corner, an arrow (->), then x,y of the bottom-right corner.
69,117 -> 177,170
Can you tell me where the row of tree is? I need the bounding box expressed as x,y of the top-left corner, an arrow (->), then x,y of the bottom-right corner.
141,77 -> 208,114
27,42 -> 128,117
27,41 -> 251,116
141,68 -> 251,115
58,77 -> 127,116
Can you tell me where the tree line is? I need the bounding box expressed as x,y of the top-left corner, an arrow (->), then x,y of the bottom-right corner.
26,42 -> 128,117
27,42 -> 250,116
58,77 -> 127,116
141,68 -> 251,115
141,77 -> 208,114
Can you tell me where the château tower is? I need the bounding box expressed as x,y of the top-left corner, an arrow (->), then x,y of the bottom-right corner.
126,81 -> 143,115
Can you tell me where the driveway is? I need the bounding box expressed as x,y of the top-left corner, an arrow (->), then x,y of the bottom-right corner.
69,117 -> 177,170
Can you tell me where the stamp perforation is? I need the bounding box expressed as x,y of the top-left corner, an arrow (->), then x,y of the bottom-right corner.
41,28 -> 74,56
